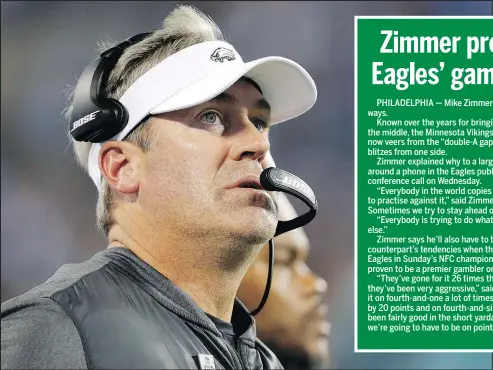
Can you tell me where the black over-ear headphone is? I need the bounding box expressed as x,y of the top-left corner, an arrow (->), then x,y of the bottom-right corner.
69,33 -> 152,143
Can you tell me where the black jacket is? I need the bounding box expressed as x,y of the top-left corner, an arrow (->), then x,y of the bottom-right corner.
1,247 -> 284,369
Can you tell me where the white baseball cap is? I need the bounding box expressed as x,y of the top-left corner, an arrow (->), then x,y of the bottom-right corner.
87,40 -> 317,189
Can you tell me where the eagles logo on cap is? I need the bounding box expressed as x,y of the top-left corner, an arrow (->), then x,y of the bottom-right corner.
210,47 -> 235,63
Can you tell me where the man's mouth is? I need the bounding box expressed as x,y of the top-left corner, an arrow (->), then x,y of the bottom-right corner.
316,304 -> 329,318
308,305 -> 331,337
237,181 -> 262,190
228,176 -> 265,190
225,175 -> 276,211
318,321 -> 332,337
308,304 -> 330,321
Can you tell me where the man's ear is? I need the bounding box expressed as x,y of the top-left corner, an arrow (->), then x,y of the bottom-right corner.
99,141 -> 142,194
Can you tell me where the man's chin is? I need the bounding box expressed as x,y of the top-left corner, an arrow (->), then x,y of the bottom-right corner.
223,187 -> 278,213
231,210 -> 277,242
311,339 -> 331,369
219,193 -> 275,228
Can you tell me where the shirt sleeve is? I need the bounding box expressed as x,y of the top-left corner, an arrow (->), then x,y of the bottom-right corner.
1,297 -> 87,369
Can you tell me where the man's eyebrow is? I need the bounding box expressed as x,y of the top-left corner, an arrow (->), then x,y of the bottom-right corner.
255,98 -> 271,113
276,243 -> 304,262
210,92 -> 271,112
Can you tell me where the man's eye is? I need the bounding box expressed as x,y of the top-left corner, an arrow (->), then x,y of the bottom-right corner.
274,260 -> 288,266
251,118 -> 268,132
200,111 -> 223,125
274,258 -> 294,267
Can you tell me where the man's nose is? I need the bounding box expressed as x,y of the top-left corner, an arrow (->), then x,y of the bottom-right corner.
311,273 -> 328,296
230,118 -> 270,163
299,263 -> 328,297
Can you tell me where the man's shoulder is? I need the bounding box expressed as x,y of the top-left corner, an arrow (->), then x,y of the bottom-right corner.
0,251 -> 110,370
253,337 -> 285,369
1,249 -> 113,316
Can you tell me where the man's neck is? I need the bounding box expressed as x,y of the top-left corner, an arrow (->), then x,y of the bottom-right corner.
108,224 -> 253,322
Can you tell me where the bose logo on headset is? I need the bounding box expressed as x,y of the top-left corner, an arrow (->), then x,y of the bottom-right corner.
71,110 -> 100,132
278,175 -> 308,193
280,175 -> 300,187
268,171 -> 316,206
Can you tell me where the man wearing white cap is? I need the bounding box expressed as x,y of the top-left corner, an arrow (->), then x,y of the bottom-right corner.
1,5 -> 317,369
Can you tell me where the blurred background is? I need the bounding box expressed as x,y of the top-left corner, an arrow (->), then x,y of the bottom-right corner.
1,1 -> 492,369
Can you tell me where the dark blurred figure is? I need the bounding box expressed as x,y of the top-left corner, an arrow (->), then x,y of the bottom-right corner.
238,192 -> 331,369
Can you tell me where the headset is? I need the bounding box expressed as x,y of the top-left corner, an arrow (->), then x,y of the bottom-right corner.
70,32 -> 151,143
250,168 -> 317,316
69,32 -> 319,316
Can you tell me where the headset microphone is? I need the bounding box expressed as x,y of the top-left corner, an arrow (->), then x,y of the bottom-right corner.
261,167 -> 317,236
250,167 -> 318,316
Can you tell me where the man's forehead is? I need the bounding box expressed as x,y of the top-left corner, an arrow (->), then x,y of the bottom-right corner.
154,79 -> 270,119
206,77 -> 270,110
239,76 -> 263,95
